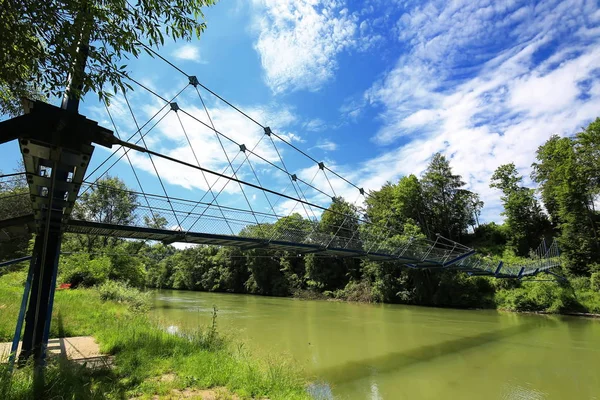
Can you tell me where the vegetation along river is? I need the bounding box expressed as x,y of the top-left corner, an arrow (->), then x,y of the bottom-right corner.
151,290 -> 600,400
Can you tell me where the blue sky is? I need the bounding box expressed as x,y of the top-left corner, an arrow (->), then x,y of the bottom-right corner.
1,0 -> 600,226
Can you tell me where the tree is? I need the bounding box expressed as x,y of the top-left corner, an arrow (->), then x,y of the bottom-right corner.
1,0 -> 215,115
71,176 -> 138,252
364,175 -> 426,234
304,198 -> 360,291
533,128 -> 600,275
319,197 -> 360,246
421,153 -> 480,240
491,163 -> 550,256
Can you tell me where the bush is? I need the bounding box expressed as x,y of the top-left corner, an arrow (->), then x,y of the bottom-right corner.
333,281 -> 374,303
97,281 -> 149,312
495,281 -> 578,313
591,272 -> 600,292
570,276 -> 591,291
60,254 -> 111,287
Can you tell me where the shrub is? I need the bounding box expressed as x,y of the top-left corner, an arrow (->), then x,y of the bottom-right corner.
591,272 -> 600,292
570,276 -> 591,291
60,254 -> 111,287
97,281 -> 149,312
495,281 -> 578,313
333,281 -> 374,303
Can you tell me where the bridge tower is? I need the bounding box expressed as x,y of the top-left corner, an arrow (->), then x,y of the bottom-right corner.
0,46 -> 118,370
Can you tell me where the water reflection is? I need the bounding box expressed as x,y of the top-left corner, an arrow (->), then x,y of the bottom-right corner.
316,321 -> 544,384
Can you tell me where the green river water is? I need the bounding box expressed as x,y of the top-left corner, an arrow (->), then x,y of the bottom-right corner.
151,290 -> 600,399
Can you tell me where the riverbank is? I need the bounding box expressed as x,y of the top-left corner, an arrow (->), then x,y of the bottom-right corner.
0,272 -> 310,399
293,287 -> 600,318
289,276 -> 600,316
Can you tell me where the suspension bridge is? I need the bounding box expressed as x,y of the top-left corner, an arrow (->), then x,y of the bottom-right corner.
0,45 -> 562,367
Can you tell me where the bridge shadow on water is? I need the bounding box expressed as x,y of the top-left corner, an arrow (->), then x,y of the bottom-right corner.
312,319 -> 549,386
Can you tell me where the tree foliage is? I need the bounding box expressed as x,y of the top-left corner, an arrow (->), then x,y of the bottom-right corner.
0,0 -> 215,115
491,163 -> 550,256
3,120 -> 600,313
71,176 -> 137,252
421,153 -> 482,240
532,122 -> 600,275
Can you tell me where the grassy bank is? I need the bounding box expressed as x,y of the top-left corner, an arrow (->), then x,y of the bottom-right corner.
0,271 -> 310,399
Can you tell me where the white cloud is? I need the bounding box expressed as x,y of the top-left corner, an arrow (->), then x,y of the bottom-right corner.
251,0 -> 359,93
92,87 -> 302,208
171,44 -> 205,63
304,118 -> 327,132
311,139 -> 338,152
344,0 -> 600,223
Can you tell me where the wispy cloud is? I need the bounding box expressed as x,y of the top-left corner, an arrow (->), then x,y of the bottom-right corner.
251,0 -> 359,93
171,44 -> 205,63
90,87 -> 301,204
344,0 -> 600,222
311,139 -> 338,152
303,118 -> 327,132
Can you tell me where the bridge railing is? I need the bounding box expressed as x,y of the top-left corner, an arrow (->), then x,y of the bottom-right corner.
0,173 -> 32,228
71,182 -> 476,264
1,178 -> 561,277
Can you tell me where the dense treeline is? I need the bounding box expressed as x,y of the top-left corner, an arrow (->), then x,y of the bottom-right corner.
1,120 -> 599,313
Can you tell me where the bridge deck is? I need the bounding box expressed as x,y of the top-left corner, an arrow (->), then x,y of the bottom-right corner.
0,213 -> 561,278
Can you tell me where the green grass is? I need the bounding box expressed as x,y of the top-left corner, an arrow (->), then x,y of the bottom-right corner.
0,272 -> 310,399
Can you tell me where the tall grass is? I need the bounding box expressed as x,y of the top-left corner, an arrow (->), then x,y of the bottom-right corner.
97,280 -> 150,312
0,272 -> 309,399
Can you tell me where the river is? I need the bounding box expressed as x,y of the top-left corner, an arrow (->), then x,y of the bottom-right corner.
151,290 -> 600,399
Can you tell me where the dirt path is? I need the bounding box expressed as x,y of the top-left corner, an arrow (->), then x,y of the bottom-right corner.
0,336 -> 110,367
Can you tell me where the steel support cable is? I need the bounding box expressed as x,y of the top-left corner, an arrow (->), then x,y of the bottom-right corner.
80,86 -> 189,199
83,84 -> 188,183
82,181 -> 286,219
103,145 -> 396,234
103,104 -> 159,255
265,134 -> 315,222
275,168 -> 323,245
133,203 -> 269,227
184,94 -> 333,200
241,151 -> 279,223
287,168 -> 321,222
105,105 -> 153,213
174,111 -> 235,235
322,169 -> 338,198
191,88 -> 263,235
118,79 -> 470,253
80,108 -> 172,198
122,91 -> 182,230
190,86 -> 267,203
128,76 -> 333,201
183,135 -> 265,232
135,42 -> 406,219
115,141 -> 342,216
340,192 -> 364,249
138,42 -> 265,128
255,178 -> 293,226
